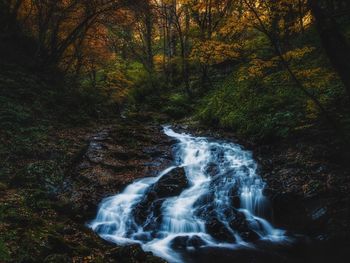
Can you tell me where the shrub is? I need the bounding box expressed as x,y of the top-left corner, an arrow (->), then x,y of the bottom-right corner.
197,68 -> 305,140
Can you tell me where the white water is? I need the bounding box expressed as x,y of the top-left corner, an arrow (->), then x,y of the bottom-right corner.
89,127 -> 287,262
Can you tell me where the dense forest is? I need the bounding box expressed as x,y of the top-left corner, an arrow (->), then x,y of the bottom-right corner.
2,0 -> 350,138
1,0 -> 350,262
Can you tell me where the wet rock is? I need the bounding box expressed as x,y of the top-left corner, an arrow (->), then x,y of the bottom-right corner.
231,195 -> 241,208
193,192 -> 215,208
197,201 -> 258,243
171,235 -> 206,250
205,217 -> 236,242
239,230 -> 260,242
153,167 -> 188,198
86,140 -> 107,164
171,236 -> 190,250
188,235 -> 206,248
311,207 -> 327,221
133,167 -> 188,226
195,188 -> 258,242
199,206 -> 237,241
132,232 -> 153,242
141,199 -> 164,232
228,212 -> 260,242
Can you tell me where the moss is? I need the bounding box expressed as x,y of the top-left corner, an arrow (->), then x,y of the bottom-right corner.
0,238 -> 10,262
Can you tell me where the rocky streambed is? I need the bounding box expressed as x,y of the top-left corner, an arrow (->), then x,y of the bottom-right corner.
0,118 -> 174,263
166,123 -> 350,263
58,119 -> 176,262
5,117 -> 347,262
66,121 -> 350,263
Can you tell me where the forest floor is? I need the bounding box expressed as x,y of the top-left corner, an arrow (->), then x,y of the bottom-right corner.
1,113 -> 350,263
0,115 -> 172,263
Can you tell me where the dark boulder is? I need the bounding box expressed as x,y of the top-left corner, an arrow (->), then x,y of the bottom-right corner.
171,235 -> 206,250
133,167 -> 189,226
232,195 -> 241,208
229,211 -> 260,242
206,217 -> 236,243
153,167 -> 188,198
204,208 -> 259,243
197,203 -> 235,242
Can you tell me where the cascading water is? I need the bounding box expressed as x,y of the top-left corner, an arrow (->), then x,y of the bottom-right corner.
89,127 -> 287,262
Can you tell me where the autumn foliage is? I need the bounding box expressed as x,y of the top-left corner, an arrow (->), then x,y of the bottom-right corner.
2,0 -> 350,139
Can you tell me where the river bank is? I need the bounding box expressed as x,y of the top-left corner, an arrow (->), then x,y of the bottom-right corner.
0,117 -> 171,262
172,120 -> 350,262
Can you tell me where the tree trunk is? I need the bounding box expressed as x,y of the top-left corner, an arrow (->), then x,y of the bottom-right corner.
244,0 -> 342,137
309,0 -> 350,99
144,2 -> 154,73
298,0 -> 305,33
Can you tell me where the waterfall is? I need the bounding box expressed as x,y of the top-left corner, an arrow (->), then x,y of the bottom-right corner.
89,127 -> 287,262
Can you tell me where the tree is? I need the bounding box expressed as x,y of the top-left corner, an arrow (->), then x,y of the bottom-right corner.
15,0 -> 127,71
188,0 -> 235,89
308,0 -> 350,99
238,0 -> 344,134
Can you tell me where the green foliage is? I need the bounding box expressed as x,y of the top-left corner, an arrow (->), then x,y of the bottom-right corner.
0,63 -> 117,156
194,22 -> 350,141
197,71 -> 304,140
128,71 -> 168,109
162,93 -> 192,119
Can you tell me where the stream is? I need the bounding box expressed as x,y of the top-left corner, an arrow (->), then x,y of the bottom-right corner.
89,127 -> 289,262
